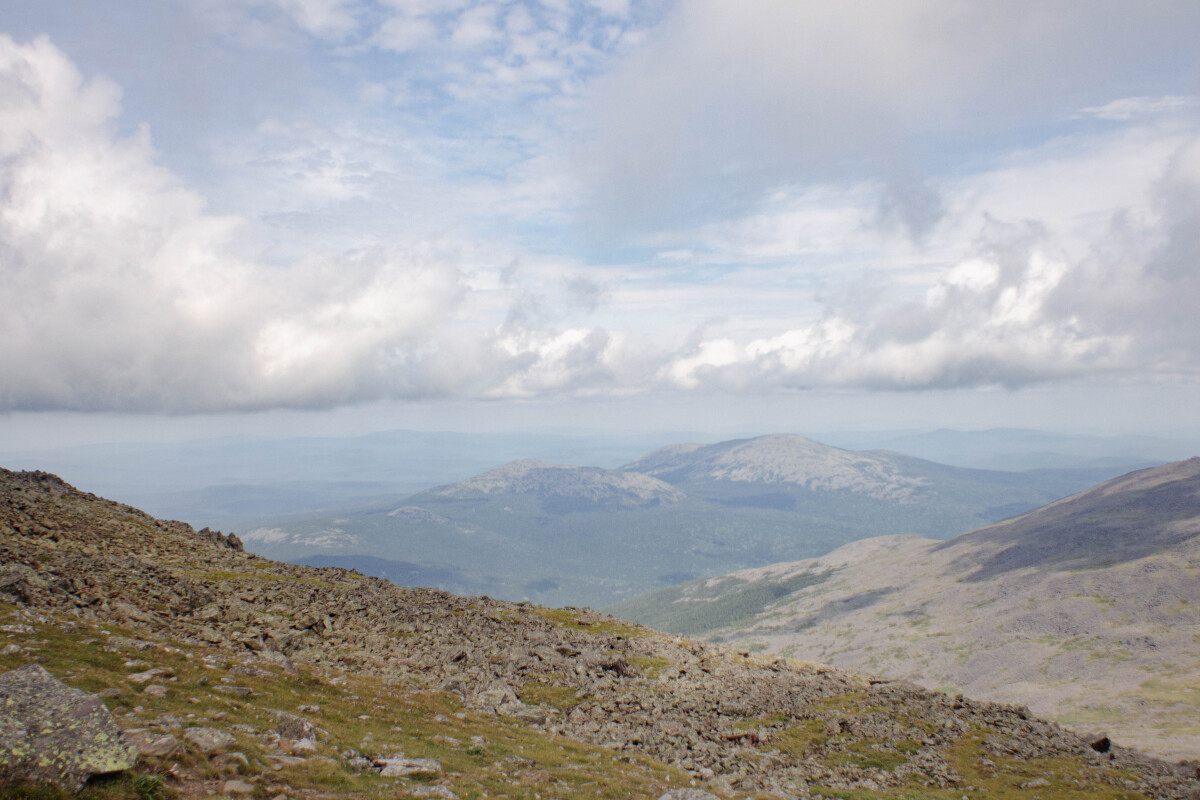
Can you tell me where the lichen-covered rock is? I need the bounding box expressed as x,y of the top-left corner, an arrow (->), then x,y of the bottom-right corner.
0,664 -> 135,791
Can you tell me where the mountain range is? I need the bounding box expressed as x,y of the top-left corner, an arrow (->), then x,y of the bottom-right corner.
610,458 -> 1200,761
244,434 -> 1141,607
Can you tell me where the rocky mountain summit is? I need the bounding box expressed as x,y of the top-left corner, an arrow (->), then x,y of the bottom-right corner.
622,436 -> 932,502
613,459 -> 1200,762
1,467 -> 1198,800
425,459 -> 686,508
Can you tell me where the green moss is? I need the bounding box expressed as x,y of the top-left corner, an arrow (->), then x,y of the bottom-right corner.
531,607 -> 648,638
627,655 -> 671,679
734,711 -> 788,731
769,720 -> 828,756
517,680 -> 586,711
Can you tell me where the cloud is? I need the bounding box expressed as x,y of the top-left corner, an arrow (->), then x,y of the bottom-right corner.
0,33 -> 574,412
656,150 -> 1200,393
1076,95 -> 1200,122
577,0 -> 1200,237
4,12 -> 1200,417
371,13 -> 438,52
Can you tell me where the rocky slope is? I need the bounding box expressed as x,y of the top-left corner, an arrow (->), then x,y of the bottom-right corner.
2,467 -> 1198,799
613,459 -> 1200,762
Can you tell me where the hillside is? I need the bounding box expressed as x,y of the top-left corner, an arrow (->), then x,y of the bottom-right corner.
244,434 -> 1118,608
425,459 -> 686,509
610,459 -> 1200,761
2,467 -> 1198,800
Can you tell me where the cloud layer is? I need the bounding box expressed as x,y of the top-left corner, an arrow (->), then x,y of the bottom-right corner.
2,3 -> 1200,414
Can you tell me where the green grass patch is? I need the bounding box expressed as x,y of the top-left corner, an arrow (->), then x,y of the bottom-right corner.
531,607 -> 648,638
627,654 -> 671,679
518,680 -> 586,711
768,720 -> 828,756
0,772 -> 171,800
825,740 -> 908,772
0,612 -> 691,800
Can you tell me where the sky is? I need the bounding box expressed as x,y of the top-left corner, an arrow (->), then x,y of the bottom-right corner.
2,0 -> 1200,446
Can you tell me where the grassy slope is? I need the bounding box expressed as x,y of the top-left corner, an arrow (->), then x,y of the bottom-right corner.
0,601 -> 1168,800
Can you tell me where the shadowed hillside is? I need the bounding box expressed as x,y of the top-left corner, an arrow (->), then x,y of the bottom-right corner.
611,459 -> 1200,762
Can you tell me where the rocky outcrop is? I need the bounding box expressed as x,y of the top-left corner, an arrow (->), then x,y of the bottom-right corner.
0,664 -> 135,791
2,467 -> 1198,800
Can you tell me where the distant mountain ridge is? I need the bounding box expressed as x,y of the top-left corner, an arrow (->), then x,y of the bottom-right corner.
622,434 -> 930,502
426,458 -> 685,508
609,458 -> 1200,761
245,433 -> 1140,607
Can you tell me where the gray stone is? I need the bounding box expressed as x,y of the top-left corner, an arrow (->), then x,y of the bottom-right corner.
183,726 -> 238,754
266,755 -> 308,770
127,668 -> 171,684
222,779 -> 255,794
0,664 -> 135,791
123,730 -> 180,757
473,683 -> 518,711
269,709 -> 319,740
373,756 -> 442,777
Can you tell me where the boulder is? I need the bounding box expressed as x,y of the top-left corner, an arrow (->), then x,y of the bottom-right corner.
269,709 -> 319,741
183,726 -> 238,755
0,664 -> 135,791
373,756 -> 442,778
123,730 -> 180,757
222,778 -> 255,794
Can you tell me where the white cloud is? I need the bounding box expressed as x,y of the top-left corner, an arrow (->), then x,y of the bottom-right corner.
270,0 -> 360,36
1076,95 -> 1199,122
654,170 -> 1200,393
372,13 -> 438,52
5,6 -> 1200,417
0,33 -> 580,411
451,3 -> 501,48
577,0 -> 1200,237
